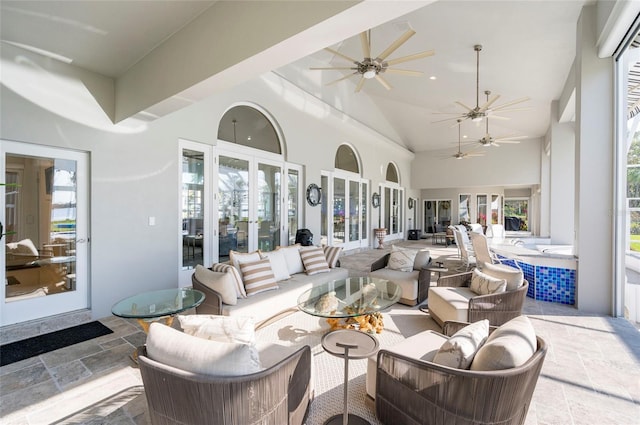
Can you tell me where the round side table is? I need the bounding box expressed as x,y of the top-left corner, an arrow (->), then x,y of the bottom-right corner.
321,329 -> 379,425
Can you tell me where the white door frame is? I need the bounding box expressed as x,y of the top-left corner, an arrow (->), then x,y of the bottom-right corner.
1,141 -> 89,326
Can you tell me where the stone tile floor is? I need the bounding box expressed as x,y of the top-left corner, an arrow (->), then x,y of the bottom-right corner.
1,242 -> 639,424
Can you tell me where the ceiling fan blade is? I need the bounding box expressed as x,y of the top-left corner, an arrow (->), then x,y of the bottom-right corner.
385,69 -> 423,76
487,115 -> 511,121
376,28 -> 416,60
455,101 -> 474,112
491,97 -> 530,111
385,50 -> 435,66
360,31 -> 371,58
324,47 -> 359,64
491,107 -> 532,114
479,94 -> 500,111
431,116 -> 464,124
375,74 -> 392,90
355,77 -> 366,93
326,72 -> 359,86
495,135 -> 527,141
310,67 -> 357,70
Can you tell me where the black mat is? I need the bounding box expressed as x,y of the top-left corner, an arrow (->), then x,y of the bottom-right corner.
0,321 -> 113,367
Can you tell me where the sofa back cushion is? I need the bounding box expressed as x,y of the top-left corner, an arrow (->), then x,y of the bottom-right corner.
229,250 -> 261,282
387,245 -> 418,272
146,322 -> 261,376
277,244 -> 305,275
178,314 -> 255,345
482,262 -> 524,291
470,315 -> 537,370
260,249 -> 291,281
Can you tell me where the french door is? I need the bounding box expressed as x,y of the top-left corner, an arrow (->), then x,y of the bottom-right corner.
423,199 -> 452,233
322,171 -> 369,249
1,141 -> 89,326
217,142 -> 301,258
380,184 -> 405,240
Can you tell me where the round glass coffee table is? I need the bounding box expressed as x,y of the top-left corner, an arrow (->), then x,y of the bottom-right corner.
112,288 -> 205,333
297,277 -> 401,333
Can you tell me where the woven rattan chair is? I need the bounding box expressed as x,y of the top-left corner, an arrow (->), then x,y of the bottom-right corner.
137,344 -> 312,425
430,271 -> 529,326
375,321 -> 547,425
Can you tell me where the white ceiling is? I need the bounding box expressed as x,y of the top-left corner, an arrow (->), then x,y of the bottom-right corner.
0,0 -> 589,153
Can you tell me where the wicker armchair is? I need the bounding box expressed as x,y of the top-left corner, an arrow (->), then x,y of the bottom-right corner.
429,271 -> 529,326
137,344 -> 312,425
375,321 -> 547,425
370,252 -> 431,306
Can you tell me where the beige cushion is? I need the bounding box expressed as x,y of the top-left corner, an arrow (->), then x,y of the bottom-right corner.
146,323 -> 261,376
300,246 -> 330,275
210,263 -> 246,298
387,245 -> 418,272
260,249 -> 291,281
432,319 -> 489,369
482,262 -> 525,291
413,249 -> 430,270
469,268 -> 507,295
427,286 -> 476,324
323,245 -> 342,268
239,258 -> 279,296
194,265 -> 238,305
277,244 -> 305,275
6,239 -> 39,256
229,250 -> 261,281
178,314 -> 255,344
366,329 -> 448,399
369,268 -> 420,304
471,315 -> 537,371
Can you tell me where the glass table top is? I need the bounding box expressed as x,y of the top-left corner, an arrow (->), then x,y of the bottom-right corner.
111,288 -> 205,319
297,277 -> 401,319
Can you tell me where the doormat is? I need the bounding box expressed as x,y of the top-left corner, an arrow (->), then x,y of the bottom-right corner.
0,321 -> 113,367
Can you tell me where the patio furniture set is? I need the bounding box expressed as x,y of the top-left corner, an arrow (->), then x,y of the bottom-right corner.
122,237 -> 543,425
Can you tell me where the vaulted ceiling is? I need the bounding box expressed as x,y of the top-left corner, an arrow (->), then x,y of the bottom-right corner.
1,1 -> 589,153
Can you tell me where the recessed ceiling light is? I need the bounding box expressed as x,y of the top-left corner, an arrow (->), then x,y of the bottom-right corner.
429,76 -> 436,80
463,135 -> 468,139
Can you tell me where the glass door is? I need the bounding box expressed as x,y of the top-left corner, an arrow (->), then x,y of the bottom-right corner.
424,199 -> 452,233
381,184 -> 405,240
179,140 -> 212,287
257,161 -> 281,252
1,142 -> 88,326
333,177 -> 346,245
218,155 -> 250,259
286,167 -> 302,245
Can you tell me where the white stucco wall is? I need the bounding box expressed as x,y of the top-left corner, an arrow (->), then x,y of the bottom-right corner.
0,59 -> 414,320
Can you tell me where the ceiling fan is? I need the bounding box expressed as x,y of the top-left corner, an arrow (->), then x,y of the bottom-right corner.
449,119 -> 484,160
310,27 -> 434,93
433,45 -> 529,124
475,91 -> 527,147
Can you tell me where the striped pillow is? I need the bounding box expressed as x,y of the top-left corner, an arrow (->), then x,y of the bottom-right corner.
239,258 -> 279,296
211,263 -> 246,298
323,245 -> 342,268
300,246 -> 331,275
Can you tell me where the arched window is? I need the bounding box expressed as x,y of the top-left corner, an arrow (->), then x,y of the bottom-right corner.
335,144 -> 360,174
386,162 -> 399,183
217,105 -> 281,154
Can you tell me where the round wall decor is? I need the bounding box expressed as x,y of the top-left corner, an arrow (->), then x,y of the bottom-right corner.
408,198 -> 414,209
306,183 -> 322,206
427,201 -> 432,210
372,192 -> 380,208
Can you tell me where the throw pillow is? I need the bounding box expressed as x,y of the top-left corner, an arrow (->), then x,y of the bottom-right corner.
178,314 -> 255,345
470,268 -> 507,295
277,244 -> 305,275
387,245 -> 418,272
194,265 -> 238,305
413,248 -> 431,270
260,249 -> 291,281
323,245 -> 343,268
210,263 -> 246,298
433,319 -> 489,369
229,250 -> 261,281
482,262 -> 525,291
239,258 -> 279,296
300,246 -> 331,275
471,315 -> 537,371
146,322 -> 261,376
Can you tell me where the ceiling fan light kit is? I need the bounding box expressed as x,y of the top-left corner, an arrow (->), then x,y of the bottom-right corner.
311,27 -> 434,92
